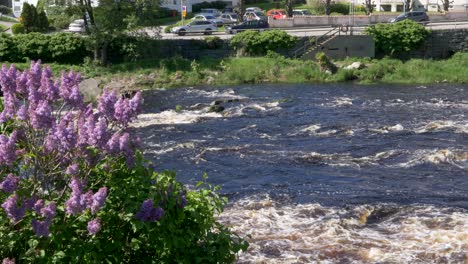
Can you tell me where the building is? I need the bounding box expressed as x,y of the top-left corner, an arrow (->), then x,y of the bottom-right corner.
12,0 -> 37,17
352,0 -> 468,12
161,0 -> 239,13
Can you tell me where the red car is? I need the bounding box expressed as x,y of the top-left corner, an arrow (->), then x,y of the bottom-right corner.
266,9 -> 287,20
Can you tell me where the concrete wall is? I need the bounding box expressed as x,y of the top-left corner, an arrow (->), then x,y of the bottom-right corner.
301,35 -> 375,60
406,28 -> 468,58
269,12 -> 468,27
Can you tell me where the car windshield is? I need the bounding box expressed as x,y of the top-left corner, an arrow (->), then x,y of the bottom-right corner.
205,15 -> 215,19
397,13 -> 407,18
254,12 -> 265,16
231,14 -> 238,19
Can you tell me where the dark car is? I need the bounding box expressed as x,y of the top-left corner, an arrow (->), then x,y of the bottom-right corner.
225,20 -> 269,34
389,11 -> 429,23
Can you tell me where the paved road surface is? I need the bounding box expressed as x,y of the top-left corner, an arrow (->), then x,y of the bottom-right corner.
159,21 -> 468,40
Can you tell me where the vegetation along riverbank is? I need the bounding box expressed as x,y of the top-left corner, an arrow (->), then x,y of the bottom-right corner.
3,52 -> 468,92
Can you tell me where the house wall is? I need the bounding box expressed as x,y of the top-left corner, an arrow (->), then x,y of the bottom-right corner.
161,0 -> 239,13
12,0 -> 37,17
269,12 -> 468,27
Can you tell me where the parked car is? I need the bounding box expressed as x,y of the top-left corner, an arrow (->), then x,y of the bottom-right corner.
293,9 -> 313,16
218,12 -> 239,24
171,20 -> 217,36
68,19 -> 85,33
389,11 -> 429,23
243,11 -> 267,21
192,14 -> 224,27
245,7 -> 263,12
225,20 -> 269,34
200,8 -> 221,17
266,9 -> 287,20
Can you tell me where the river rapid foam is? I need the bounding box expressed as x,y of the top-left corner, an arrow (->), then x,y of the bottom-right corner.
133,84 -> 467,263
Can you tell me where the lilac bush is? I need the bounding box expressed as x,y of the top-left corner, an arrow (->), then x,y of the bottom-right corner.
0,61 -> 247,263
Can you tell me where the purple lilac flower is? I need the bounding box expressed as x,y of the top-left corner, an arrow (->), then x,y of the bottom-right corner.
29,100 -> 54,130
0,131 -> 18,166
106,132 -> 121,153
0,64 -> 17,94
179,195 -> 188,209
33,199 -> 45,213
65,177 -> 86,215
31,219 -> 51,237
135,199 -> 165,222
40,66 -> 60,101
16,105 -> 28,121
0,174 -> 20,193
1,194 -> 25,223
91,117 -> 109,148
113,93 -> 142,127
87,218 -> 101,235
16,70 -> 28,94
0,92 -> 18,123
53,112 -> 77,153
98,89 -> 118,119
80,190 -> 93,209
40,202 -> 56,221
90,187 -> 107,214
66,164 -> 79,175
2,258 -> 15,264
59,70 -> 83,107
28,61 -> 42,91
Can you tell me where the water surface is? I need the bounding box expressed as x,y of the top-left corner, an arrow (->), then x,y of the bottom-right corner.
134,83 -> 467,263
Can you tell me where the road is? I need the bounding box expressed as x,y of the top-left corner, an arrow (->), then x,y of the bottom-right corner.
159,21 -> 468,40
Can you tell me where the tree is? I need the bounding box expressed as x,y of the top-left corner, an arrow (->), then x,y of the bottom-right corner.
51,0 -> 162,64
285,0 -> 294,17
324,0 -> 332,15
403,0 -> 412,12
36,9 -> 49,31
440,0 -> 453,11
363,0 -> 374,15
20,3 -> 37,32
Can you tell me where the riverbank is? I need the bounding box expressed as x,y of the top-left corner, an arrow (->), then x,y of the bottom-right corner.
3,52 -> 468,91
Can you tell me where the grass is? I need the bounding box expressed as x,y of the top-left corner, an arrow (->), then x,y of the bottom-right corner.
0,24 -> 6,32
0,15 -> 17,23
2,53 -> 467,90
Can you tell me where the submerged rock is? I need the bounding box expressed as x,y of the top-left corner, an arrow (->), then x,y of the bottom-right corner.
208,105 -> 225,113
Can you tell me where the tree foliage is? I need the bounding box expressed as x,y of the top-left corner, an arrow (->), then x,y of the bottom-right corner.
230,30 -> 297,56
20,3 -> 49,33
365,20 -> 430,56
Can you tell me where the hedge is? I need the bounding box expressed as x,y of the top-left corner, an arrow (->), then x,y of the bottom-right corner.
0,32 -> 90,64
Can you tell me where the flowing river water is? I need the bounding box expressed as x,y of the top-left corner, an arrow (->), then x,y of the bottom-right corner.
132,84 -> 467,263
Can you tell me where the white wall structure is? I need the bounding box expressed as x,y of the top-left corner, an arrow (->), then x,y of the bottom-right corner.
12,0 -> 38,17
340,0 -> 468,13
161,0 -> 239,13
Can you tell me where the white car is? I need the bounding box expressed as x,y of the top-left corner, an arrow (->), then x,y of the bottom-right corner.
245,7 -> 263,12
192,14 -> 224,27
218,13 -> 239,24
68,19 -> 85,33
171,20 -> 217,36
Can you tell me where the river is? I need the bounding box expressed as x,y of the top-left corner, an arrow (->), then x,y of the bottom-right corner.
132,83 -> 467,263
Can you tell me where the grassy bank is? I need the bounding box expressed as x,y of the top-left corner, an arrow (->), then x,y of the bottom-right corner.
3,53 -> 468,90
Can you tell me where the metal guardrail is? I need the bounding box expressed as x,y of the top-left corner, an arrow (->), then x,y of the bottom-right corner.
292,27 -> 341,58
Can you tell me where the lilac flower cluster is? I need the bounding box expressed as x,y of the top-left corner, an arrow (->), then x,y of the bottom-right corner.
0,131 -> 18,166
0,61 -> 143,240
0,174 -> 20,193
31,201 -> 56,237
2,258 -> 15,264
87,218 -> 101,235
65,177 -> 107,216
135,199 -> 165,222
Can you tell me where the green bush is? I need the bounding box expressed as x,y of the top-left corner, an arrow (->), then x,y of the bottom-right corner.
230,30 -> 297,56
330,3 -> 349,15
0,5 -> 11,14
0,32 -> 89,63
365,20 -> 430,56
11,23 -> 25,34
